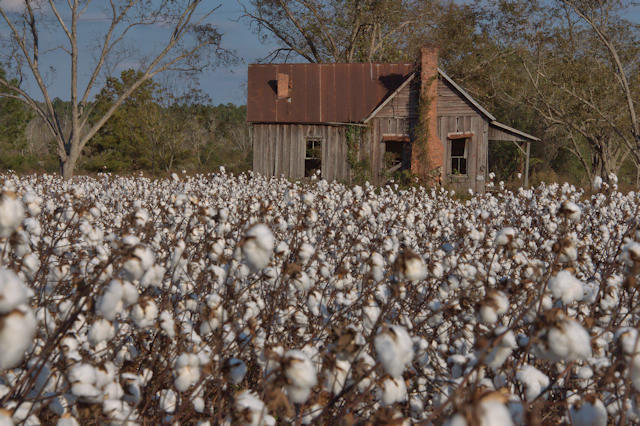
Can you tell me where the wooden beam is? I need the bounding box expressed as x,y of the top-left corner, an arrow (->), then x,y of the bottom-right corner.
524,141 -> 530,188
447,132 -> 474,140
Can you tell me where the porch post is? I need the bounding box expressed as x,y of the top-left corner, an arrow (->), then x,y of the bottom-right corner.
524,141 -> 530,188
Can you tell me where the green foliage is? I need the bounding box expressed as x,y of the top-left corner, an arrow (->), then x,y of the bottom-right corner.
84,71 -> 252,175
345,125 -> 371,184
0,67 -> 37,171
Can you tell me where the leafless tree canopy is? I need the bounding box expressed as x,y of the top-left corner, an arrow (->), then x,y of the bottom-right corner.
0,0 -> 232,178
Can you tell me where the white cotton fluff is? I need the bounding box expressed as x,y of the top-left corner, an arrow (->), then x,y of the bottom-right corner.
95,280 -> 124,320
516,365 -> 549,401
403,255 -> 426,282
539,317 -> 591,362
379,377 -> 407,405
616,328 -> 640,391
160,310 -> 176,338
0,269 -> 29,314
235,391 -> 276,426
0,305 -> 36,369
121,280 -> 139,306
174,353 -> 201,392
325,359 -> 350,395
478,400 -> 514,426
69,363 -> 102,402
283,350 -> 317,404
486,330 -> 517,371
559,200 -> 581,222
0,191 -> 25,238
298,243 -> 315,262
570,397 -> 607,426
593,176 -> 603,191
140,264 -> 166,288
88,319 -> 116,346
621,242 -> 640,267
548,270 -> 584,304
131,299 -> 158,329
121,245 -> 154,281
242,224 -> 274,272
479,291 -> 509,325
57,414 -> 80,426
158,389 -> 177,414
495,227 -> 516,246
374,325 -> 414,378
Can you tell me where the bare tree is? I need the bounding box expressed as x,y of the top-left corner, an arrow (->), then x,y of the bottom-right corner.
558,0 -> 640,171
0,0 -> 231,178
242,0 -> 425,63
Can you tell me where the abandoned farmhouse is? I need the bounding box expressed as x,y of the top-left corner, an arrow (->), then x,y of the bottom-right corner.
247,48 -> 539,192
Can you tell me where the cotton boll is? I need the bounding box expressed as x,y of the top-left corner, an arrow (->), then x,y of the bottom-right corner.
570,396 -> 607,426
485,331 -> 517,371
621,242 -> 640,268
121,245 -> 154,281
242,224 -> 274,272
379,377 -> 407,405
479,291 -> 509,325
88,319 -> 116,346
495,227 -> 516,246
0,191 -> 25,238
174,353 -> 201,392
95,280 -> 124,320
234,391 -> 276,426
374,325 -> 414,378
283,350 -> 317,404
160,310 -> 176,338
57,414 -> 80,426
516,365 -> 549,401
537,312 -> 591,362
548,270 -> 584,304
140,264 -> 166,288
120,280 -> 139,307
593,176 -> 603,191
325,359 -> 350,395
0,269 -> 29,314
478,399 -> 513,426
559,201 -> 581,222
0,306 -> 36,369
158,389 -> 178,414
298,243 -> 315,263
393,248 -> 426,282
131,299 -> 158,329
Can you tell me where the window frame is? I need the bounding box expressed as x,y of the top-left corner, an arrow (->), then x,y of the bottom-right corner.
449,137 -> 469,176
304,137 -> 323,177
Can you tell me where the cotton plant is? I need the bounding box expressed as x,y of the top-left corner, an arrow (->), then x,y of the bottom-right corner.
0,171 -> 639,423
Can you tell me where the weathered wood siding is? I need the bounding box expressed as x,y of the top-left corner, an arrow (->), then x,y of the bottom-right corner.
252,75 -> 490,192
437,79 -> 478,116
252,123 -> 349,181
437,115 -> 488,193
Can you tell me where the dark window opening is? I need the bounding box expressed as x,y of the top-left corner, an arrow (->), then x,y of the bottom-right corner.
384,140 -> 409,173
450,139 -> 468,175
305,139 -> 322,177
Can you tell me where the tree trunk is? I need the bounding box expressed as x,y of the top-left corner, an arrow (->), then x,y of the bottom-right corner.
62,152 -> 79,179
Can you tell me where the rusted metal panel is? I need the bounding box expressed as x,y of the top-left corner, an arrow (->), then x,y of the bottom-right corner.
247,63 -> 414,124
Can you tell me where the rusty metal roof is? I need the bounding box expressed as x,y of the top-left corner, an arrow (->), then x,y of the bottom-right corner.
247,63 -> 414,123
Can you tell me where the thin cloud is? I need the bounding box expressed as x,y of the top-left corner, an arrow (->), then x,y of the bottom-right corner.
0,0 -> 25,12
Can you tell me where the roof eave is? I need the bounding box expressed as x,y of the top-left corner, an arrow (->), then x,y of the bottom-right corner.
490,120 -> 541,142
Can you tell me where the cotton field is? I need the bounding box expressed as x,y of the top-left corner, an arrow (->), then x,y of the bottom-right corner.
0,171 -> 639,425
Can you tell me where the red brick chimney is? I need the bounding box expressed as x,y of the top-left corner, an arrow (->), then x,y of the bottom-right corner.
277,73 -> 290,99
412,46 -> 443,183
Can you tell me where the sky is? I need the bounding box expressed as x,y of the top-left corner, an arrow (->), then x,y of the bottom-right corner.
0,0 -> 639,106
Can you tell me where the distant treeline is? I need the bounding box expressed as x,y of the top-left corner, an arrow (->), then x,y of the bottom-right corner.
0,69 -> 251,176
